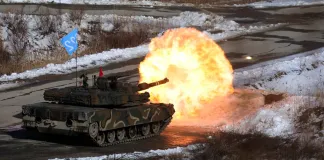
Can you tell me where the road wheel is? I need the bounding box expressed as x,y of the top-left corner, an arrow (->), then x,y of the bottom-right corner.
89,122 -> 99,138
106,131 -> 115,143
151,122 -> 160,134
127,126 -> 137,139
141,124 -> 150,136
116,129 -> 126,141
96,132 -> 105,146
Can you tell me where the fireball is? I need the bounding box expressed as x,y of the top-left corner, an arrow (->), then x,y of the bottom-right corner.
139,28 -> 234,119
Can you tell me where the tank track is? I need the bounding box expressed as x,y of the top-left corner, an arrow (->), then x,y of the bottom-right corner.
91,117 -> 173,147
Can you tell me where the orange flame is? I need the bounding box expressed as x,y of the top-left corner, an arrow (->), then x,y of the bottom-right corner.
139,28 -> 234,119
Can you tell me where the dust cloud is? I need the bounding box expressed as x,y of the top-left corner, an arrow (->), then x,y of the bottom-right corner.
170,89 -> 266,127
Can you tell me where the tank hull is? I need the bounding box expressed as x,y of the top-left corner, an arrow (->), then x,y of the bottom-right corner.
22,102 -> 175,146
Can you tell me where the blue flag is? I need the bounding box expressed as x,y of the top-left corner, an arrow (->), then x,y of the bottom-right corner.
61,28 -> 78,55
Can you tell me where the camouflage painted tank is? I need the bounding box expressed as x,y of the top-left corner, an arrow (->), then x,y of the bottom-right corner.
43,76 -> 169,106
21,74 -> 175,146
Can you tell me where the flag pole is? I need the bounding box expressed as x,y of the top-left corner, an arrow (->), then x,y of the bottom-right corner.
76,50 -> 78,87
60,28 -> 78,87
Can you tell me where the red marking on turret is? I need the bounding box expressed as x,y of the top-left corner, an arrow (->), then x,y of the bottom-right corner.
99,67 -> 104,77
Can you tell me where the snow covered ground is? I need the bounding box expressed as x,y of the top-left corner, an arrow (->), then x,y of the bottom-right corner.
50,144 -> 203,160
3,20 -> 321,160
1,0 -> 192,6
234,47 -> 324,95
3,0 -> 324,8
0,11 -> 283,61
1,1 -> 324,158
0,82 -> 22,91
0,44 -> 148,81
235,0 -> 324,8
3,0 -> 323,86
0,11 -> 284,88
224,95 -> 324,137
223,46 -> 324,152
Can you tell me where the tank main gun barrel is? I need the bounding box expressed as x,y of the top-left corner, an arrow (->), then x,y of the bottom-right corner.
137,78 -> 169,91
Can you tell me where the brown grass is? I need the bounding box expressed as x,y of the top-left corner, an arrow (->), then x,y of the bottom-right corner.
0,50 -> 69,75
0,39 -> 11,75
79,23 -> 153,57
0,39 -> 10,64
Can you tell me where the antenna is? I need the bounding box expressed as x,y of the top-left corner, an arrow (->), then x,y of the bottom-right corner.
60,28 -> 78,87
76,51 -> 78,87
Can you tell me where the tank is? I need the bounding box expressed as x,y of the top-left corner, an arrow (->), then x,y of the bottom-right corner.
43,75 -> 169,106
21,73 -> 175,146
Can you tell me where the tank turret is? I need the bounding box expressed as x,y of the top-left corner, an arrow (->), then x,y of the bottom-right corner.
43,74 -> 169,106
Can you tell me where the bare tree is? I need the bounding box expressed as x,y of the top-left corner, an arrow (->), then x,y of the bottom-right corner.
69,7 -> 85,26
4,14 -> 29,66
0,38 -> 10,66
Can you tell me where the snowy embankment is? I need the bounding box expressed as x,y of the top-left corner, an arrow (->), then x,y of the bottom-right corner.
224,96 -> 324,138
4,0 -> 324,8
50,144 -> 203,160
5,11 -> 248,61
1,0 -> 191,6
234,47 -> 324,95
0,11 -> 283,87
226,47 -> 324,144
235,0 -> 324,8
1,11 -> 283,61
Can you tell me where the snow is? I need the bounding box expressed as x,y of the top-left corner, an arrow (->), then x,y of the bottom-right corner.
224,96 -> 300,137
223,94 -> 324,143
236,0 -> 324,8
49,144 -> 203,160
100,22 -> 114,32
1,11 -> 258,57
226,46 -> 324,141
1,0 -> 193,6
0,82 -> 22,91
206,23 -> 284,41
0,11 -> 283,85
0,44 -> 149,82
0,5 -> 322,158
3,0 -> 324,8
225,46 -> 324,139
234,47 -> 324,95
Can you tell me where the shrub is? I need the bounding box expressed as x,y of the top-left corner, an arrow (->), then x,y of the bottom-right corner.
2,13 -> 28,72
